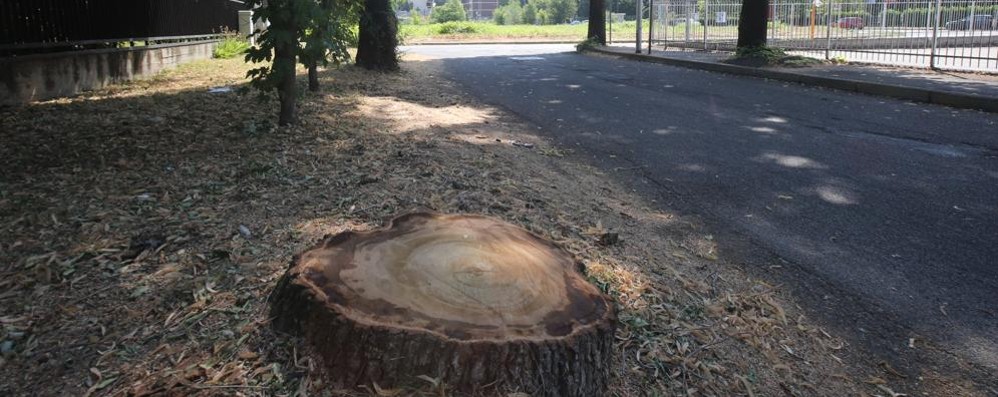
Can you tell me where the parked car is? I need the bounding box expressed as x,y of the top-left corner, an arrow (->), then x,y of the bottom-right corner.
836,17 -> 864,29
945,15 -> 995,30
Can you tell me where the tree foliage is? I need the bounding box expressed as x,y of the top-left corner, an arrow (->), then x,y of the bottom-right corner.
523,3 -> 538,24
494,1 -> 524,25
245,0 -> 306,125
303,0 -> 361,90
431,0 -> 467,22
245,0 -> 361,125
533,0 -> 578,24
494,0 -> 577,25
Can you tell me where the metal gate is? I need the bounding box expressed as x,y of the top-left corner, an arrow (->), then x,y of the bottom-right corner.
650,0 -> 998,72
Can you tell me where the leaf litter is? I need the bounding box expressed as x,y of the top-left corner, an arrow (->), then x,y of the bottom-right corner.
0,56 -> 925,396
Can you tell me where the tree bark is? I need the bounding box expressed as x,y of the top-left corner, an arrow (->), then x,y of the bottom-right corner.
267,0 -> 300,126
275,36 -> 298,125
587,0 -> 607,44
356,0 -> 399,71
737,0 -> 769,48
308,64 -> 319,92
270,213 -> 616,396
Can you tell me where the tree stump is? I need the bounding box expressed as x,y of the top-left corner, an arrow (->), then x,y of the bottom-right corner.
270,213 -> 616,396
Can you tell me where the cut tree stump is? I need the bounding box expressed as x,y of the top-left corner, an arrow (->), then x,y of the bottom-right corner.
270,213 -> 616,396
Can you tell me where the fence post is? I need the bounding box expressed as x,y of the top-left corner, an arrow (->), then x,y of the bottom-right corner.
649,0 -> 655,53
930,0 -> 941,68
825,0 -> 832,59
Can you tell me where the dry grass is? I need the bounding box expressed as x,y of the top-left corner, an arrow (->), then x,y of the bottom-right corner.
0,55 -> 908,396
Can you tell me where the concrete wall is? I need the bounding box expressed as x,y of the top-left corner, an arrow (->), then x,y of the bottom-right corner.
0,40 -> 217,106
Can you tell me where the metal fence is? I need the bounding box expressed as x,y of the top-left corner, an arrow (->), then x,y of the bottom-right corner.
0,0 -> 246,55
650,0 -> 998,72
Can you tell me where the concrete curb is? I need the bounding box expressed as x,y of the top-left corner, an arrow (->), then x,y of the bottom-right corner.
582,47 -> 998,113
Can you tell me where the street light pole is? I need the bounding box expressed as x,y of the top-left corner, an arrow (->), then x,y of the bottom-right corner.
636,0 -> 643,53
649,0 -> 655,53
609,0 -> 614,44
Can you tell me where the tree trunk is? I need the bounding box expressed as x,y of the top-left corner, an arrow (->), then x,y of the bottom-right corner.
588,0 -> 607,44
270,213 -> 616,396
308,64 -> 319,92
356,0 -> 399,71
266,0 -> 300,126
275,37 -> 297,126
737,0 -> 769,48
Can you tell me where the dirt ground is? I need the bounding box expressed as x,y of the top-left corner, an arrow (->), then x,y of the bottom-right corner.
0,56 -> 958,396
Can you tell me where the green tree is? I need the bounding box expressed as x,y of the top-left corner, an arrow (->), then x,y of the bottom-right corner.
523,3 -> 538,24
302,0 -> 360,91
494,8 -> 506,24
431,0 -> 467,22
391,0 -> 411,10
245,0 -> 308,125
245,0 -> 362,124
495,1 -> 524,24
549,0 -> 579,23
533,0 -> 577,24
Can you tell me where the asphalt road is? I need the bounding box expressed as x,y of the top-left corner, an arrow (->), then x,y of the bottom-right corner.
404,44 -> 998,379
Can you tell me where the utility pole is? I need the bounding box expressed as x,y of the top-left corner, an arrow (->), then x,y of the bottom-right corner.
636,0 -> 643,53
649,0 -> 655,53
609,0 -> 614,44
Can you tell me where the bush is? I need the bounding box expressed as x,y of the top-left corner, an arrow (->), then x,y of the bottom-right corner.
213,35 -> 251,59
532,0 -> 577,24
576,37 -> 600,51
731,45 -> 823,67
434,21 -> 480,34
432,0 -> 467,23
524,3 -> 538,24
494,2 -> 524,25
410,12 -> 426,25
734,45 -> 787,61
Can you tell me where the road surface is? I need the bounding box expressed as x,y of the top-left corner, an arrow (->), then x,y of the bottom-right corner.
403,44 -> 998,384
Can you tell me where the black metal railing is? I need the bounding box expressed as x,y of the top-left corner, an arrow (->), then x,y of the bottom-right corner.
1,0 -> 247,55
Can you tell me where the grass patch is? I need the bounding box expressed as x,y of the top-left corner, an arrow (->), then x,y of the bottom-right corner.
726,45 -> 826,67
402,21 -> 589,42
575,37 -> 601,52
400,20 -> 659,43
434,21 -> 481,34
213,35 -> 251,59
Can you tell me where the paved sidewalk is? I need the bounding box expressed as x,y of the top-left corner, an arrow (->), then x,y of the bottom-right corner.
595,44 -> 998,112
